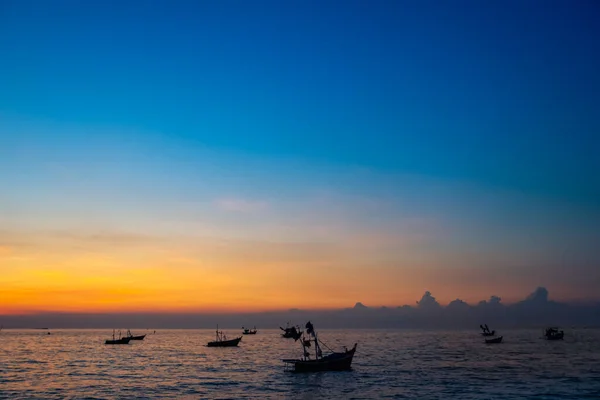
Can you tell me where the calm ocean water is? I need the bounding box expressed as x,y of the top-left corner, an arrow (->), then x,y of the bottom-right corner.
1,328 -> 599,399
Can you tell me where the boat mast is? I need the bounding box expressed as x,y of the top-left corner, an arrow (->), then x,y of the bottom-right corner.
300,335 -> 309,360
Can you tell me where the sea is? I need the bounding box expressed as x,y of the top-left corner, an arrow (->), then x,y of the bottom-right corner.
1,328 -> 599,399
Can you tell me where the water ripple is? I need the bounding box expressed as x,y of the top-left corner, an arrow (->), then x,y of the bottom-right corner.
0,329 -> 599,398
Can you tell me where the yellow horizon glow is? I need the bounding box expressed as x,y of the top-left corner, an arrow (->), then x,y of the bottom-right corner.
0,227 -> 586,315
0,231 -> 414,314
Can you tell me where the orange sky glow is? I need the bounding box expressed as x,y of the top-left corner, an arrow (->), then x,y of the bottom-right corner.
0,226 -> 576,315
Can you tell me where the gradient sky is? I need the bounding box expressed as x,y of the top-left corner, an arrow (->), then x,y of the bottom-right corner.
1,0 -> 599,314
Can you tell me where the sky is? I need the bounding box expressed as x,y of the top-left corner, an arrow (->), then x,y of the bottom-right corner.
1,0 -> 599,315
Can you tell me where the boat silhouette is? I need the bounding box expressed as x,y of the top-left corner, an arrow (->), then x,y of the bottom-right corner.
105,330 -> 131,345
480,324 -> 496,336
485,336 -> 503,344
280,322 -> 302,339
125,329 -> 146,340
207,326 -> 241,347
282,321 -> 357,372
544,327 -> 564,340
242,326 -> 257,335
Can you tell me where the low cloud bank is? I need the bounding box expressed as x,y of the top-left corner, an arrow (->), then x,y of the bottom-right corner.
2,287 -> 599,329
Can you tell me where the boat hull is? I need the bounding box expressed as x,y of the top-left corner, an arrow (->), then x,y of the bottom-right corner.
242,331 -> 257,335
284,343 -> 357,372
127,335 -> 146,340
485,336 -> 503,344
207,337 -> 242,347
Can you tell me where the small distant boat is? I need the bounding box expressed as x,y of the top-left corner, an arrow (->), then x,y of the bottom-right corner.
242,326 -> 257,335
282,321 -> 357,372
105,330 -> 131,345
125,329 -> 146,340
485,336 -> 503,344
480,324 -> 495,337
544,327 -> 564,341
280,322 -> 302,339
207,326 -> 241,347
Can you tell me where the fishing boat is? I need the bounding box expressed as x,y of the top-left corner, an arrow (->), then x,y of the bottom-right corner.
125,329 -> 146,340
480,324 -> 496,336
105,330 -> 131,345
485,336 -> 503,344
544,327 -> 564,340
242,326 -> 257,335
282,321 -> 357,372
207,326 -> 242,347
280,322 -> 302,339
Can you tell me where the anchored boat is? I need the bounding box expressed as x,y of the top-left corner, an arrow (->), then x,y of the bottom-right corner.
282,321 -> 357,372
105,330 -> 131,345
242,326 -> 257,335
207,326 -> 241,347
544,327 -> 564,340
125,329 -> 146,340
485,336 -> 503,344
280,322 -> 302,339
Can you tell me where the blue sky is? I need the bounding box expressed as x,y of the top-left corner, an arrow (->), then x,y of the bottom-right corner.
1,0 -> 599,307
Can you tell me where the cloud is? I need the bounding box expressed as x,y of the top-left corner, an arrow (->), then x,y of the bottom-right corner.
524,286 -> 549,303
3,286 -> 598,329
214,198 -> 268,213
416,291 -> 441,310
447,298 -> 469,310
0,229 -> 169,255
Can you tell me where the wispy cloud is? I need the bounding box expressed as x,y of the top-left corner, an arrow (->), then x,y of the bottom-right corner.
0,229 -> 168,254
214,198 -> 268,213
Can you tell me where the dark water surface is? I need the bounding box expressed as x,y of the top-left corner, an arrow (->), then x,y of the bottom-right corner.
1,329 -> 599,399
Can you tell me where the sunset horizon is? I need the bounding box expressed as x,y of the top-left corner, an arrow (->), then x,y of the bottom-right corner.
1,283 -> 597,316
2,1 -> 598,319
2,2 -> 599,397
